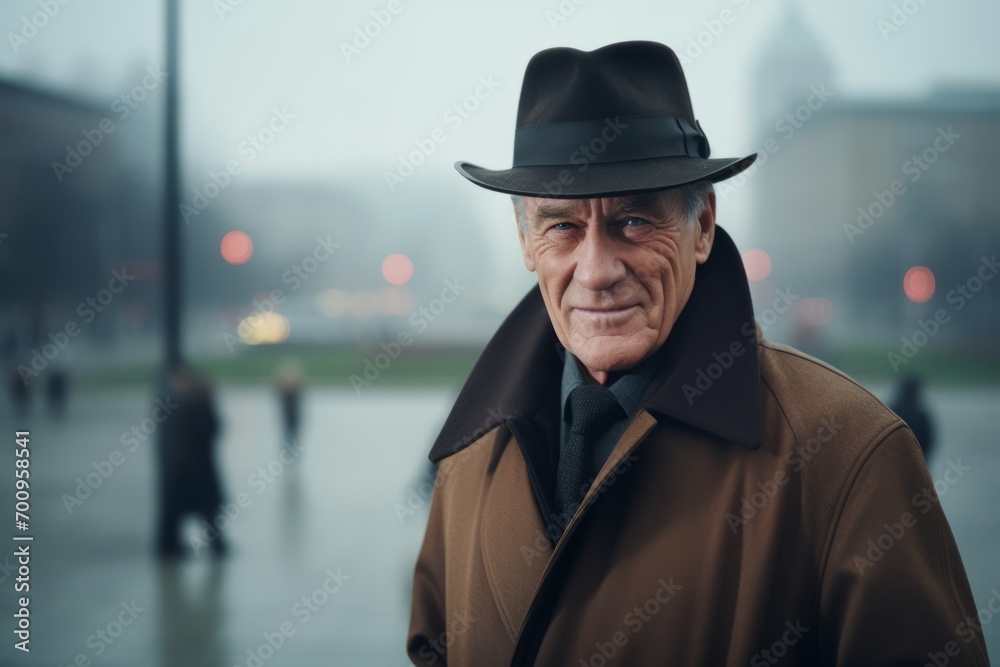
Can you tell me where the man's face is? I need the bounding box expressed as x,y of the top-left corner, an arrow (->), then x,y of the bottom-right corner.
516,189 -> 716,384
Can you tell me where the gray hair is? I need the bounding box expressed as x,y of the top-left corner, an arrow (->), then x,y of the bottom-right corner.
512,181 -> 714,232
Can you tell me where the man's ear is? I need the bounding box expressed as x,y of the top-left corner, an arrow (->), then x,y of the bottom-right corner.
693,191 -> 716,265
516,210 -> 537,272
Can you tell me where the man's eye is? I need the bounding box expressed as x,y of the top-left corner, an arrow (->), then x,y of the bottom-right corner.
618,216 -> 649,228
552,222 -> 575,231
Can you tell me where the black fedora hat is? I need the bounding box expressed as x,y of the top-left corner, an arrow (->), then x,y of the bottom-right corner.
455,40 -> 757,198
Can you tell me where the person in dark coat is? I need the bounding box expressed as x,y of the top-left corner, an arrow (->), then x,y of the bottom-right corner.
46,366 -> 69,418
890,375 -> 936,462
8,366 -> 30,417
275,360 -> 304,447
3,331 -> 30,416
155,365 -> 226,558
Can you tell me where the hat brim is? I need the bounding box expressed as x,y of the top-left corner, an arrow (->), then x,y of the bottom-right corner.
454,153 -> 757,198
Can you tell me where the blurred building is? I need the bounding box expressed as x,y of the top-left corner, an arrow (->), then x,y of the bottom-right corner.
0,71 -> 162,369
183,179 -> 510,355
747,5 -> 1000,353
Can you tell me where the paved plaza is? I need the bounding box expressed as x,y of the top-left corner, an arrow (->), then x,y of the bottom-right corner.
0,382 -> 996,665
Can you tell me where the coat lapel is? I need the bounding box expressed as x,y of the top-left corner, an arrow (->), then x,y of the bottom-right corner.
478,409 -> 660,647
577,411 -> 659,519
509,409 -> 660,664
478,426 -> 554,641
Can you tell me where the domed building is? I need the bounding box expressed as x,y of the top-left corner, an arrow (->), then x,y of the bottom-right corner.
749,2 -> 1000,357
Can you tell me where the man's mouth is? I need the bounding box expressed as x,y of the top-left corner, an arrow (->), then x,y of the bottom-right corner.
571,304 -> 640,323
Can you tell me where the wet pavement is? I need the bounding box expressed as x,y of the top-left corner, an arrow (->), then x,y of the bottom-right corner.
0,383 -> 996,665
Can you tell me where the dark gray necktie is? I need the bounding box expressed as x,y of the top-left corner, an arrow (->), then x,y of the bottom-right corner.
554,384 -> 625,521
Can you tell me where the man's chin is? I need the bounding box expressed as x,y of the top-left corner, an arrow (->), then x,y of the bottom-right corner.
568,335 -> 655,379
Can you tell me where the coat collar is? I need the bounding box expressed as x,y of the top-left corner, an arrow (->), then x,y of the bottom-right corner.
428,225 -> 762,463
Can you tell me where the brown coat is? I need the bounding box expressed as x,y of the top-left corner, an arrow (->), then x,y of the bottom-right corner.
408,229 -> 989,666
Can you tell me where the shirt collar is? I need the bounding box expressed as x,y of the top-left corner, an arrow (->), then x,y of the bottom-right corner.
428,225 -> 762,463
560,349 -> 658,423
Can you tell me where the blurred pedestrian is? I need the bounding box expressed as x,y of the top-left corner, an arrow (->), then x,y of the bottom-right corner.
46,366 -> 69,418
155,364 -> 227,558
3,330 -> 30,417
1,330 -> 17,363
890,375 -> 936,462
8,366 -> 29,417
275,359 -> 304,448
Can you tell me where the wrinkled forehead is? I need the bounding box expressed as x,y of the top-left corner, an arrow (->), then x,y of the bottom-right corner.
524,190 -> 679,223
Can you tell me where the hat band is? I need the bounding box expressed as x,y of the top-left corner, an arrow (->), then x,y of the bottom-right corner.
512,116 -> 710,167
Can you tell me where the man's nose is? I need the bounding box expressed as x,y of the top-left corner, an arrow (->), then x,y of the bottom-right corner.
573,226 -> 626,291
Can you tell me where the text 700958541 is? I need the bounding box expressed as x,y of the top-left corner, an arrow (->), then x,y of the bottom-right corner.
13,430 -> 32,653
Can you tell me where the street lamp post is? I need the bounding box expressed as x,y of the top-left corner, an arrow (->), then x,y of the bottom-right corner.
163,0 -> 181,368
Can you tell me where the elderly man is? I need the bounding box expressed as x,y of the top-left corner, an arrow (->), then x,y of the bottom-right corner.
408,41 -> 988,666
